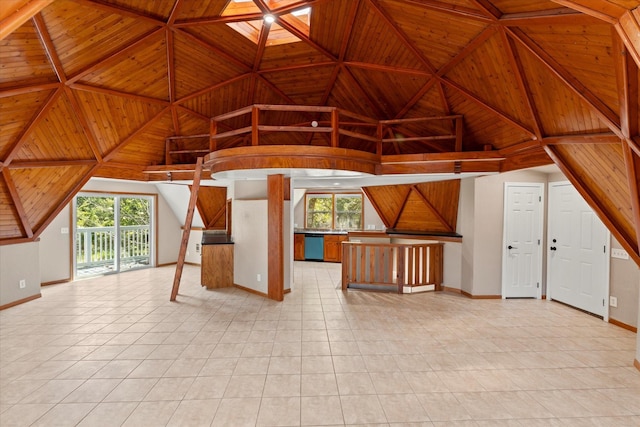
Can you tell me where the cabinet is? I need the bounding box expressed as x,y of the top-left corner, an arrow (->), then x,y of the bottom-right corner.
294,234 -> 305,261
324,234 -> 348,262
201,243 -> 234,289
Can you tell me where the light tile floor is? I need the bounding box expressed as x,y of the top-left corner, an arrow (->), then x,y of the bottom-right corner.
1,262 -> 639,426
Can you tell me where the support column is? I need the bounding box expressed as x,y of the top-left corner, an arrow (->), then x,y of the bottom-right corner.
268,174 -> 284,301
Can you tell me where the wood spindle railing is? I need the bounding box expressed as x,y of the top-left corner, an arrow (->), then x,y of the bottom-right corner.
341,242 -> 443,293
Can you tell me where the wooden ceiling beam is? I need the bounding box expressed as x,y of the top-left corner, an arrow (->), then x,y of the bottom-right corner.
344,62 -> 432,77
614,27 -> 639,140
549,0 -> 626,23
1,168 -> 33,238
441,77 -> 537,139
468,0 -> 501,20
7,160 -> 97,168
501,28 -> 543,141
253,24 -> 270,71
66,27 -> 165,85
259,61 -> 336,74
508,27 -> 623,137
73,0 -> 165,25
500,9 -> 601,26
63,87 -> 104,162
174,13 -> 265,27
392,0 -> 492,22
368,0 -> 436,73
616,9 -> 640,68
542,133 -> 621,145
3,88 -> 62,165
0,0 -> 54,41
0,82 -> 59,98
32,13 -> 65,82
167,0 -> 184,26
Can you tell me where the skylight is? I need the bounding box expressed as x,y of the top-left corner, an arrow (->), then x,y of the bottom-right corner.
222,0 -> 311,46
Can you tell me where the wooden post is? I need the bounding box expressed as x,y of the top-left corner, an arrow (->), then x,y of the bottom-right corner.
331,108 -> 339,147
170,157 -> 204,301
252,106 -> 259,146
267,174 -> 284,301
210,120 -> 217,152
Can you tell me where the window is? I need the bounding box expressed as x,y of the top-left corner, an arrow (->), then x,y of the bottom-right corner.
305,193 -> 362,230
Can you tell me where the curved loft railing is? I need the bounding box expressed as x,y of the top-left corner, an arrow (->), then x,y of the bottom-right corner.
162,104 -> 505,176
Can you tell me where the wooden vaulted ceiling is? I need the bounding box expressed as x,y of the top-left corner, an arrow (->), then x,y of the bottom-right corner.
1,0 -> 639,265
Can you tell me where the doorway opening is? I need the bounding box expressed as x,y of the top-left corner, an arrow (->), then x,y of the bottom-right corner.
73,193 -> 155,278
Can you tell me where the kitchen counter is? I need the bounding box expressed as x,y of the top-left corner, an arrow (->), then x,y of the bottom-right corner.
294,229 -> 348,235
201,233 -> 234,245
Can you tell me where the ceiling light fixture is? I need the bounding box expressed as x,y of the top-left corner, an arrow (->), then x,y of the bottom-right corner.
264,14 -> 275,24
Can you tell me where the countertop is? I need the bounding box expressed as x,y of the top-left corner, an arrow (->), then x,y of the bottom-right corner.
201,234 -> 234,245
294,229 -> 348,235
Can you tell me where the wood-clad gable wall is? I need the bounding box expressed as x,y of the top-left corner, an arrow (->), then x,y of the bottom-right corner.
363,180 -> 460,233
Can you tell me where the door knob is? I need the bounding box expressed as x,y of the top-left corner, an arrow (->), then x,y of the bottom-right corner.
508,245 -> 517,250
550,246 -> 557,251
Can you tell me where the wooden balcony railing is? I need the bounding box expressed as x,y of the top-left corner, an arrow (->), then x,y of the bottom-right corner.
341,242 -> 443,294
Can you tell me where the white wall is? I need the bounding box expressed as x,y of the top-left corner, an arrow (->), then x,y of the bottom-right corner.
39,205 -> 71,284
0,242 -> 40,306
459,178 -> 475,295
233,199 -> 269,294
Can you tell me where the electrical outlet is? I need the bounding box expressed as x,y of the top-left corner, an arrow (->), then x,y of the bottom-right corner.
19,279 -> 26,289
611,248 -> 629,260
196,243 -> 200,254
60,227 -> 69,234
257,274 -> 261,282
609,296 -> 618,307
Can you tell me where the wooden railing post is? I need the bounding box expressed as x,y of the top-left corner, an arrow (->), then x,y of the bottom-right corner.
396,246 -> 405,294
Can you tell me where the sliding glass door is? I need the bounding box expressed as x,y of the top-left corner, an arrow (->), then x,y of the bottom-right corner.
74,193 -> 154,278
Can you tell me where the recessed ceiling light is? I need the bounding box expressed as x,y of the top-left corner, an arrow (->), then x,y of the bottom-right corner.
333,182 -> 340,186
264,14 -> 275,24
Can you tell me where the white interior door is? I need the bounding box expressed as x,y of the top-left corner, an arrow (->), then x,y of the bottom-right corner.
502,183 -> 543,298
548,182 -> 609,317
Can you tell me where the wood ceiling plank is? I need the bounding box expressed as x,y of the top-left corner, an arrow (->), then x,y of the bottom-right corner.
444,30 -> 536,135
0,89 -> 55,160
0,20 -> 58,89
0,171 -> 23,239
509,27 -> 622,137
411,184 -> 455,232
3,88 -> 61,165
103,106 -> 171,161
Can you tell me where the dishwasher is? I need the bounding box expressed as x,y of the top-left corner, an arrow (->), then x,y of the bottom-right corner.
304,234 -> 324,261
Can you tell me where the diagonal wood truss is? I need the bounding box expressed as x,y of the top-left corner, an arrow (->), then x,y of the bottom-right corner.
1,0 -> 639,266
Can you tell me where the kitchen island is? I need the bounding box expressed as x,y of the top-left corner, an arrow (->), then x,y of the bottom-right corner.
201,233 -> 234,289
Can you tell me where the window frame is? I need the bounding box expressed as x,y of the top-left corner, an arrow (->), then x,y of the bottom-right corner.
304,191 -> 363,230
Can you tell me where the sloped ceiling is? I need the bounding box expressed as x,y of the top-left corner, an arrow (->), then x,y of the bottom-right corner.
0,0 -> 639,265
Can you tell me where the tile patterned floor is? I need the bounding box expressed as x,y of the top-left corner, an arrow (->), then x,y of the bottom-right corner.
1,261 -> 639,426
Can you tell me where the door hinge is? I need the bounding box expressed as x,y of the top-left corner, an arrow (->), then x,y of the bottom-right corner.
537,282 -> 540,288
604,245 -> 606,253
603,299 -> 605,306
538,239 -> 540,245
539,196 -> 541,202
